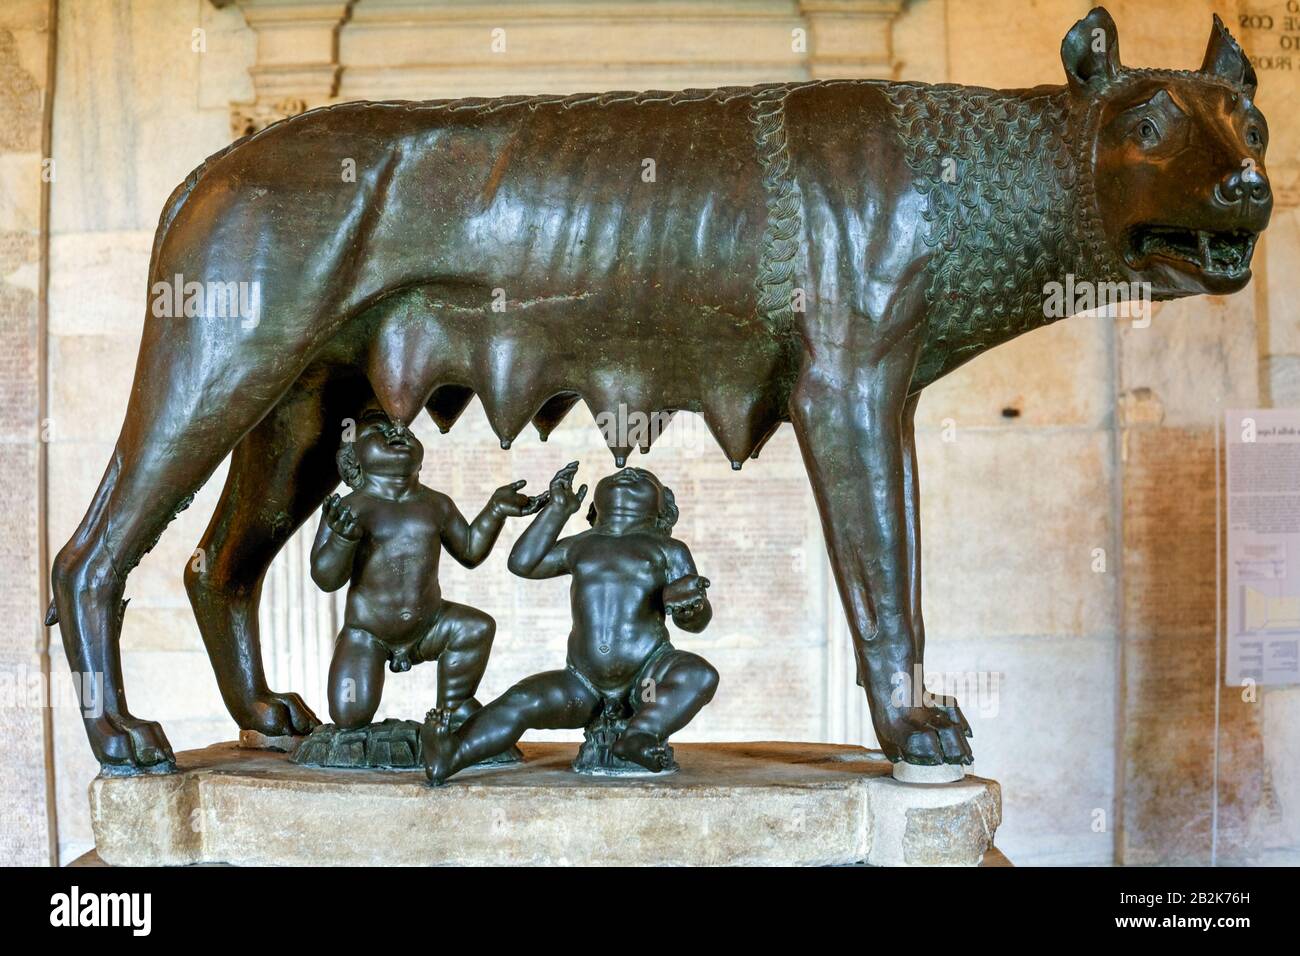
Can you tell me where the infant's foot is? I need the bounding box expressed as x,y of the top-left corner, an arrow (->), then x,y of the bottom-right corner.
611,731 -> 673,772
420,709 -> 457,786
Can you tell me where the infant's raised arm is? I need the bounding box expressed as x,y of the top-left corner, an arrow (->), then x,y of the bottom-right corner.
508,462 -> 585,578
310,493 -> 361,592
444,480 -> 548,569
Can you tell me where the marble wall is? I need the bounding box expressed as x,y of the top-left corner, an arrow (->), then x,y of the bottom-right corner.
1101,0 -> 1300,867
16,0 -> 1300,866
0,0 -> 54,869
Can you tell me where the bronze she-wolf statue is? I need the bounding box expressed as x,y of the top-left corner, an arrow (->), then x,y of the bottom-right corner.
48,8 -> 1271,773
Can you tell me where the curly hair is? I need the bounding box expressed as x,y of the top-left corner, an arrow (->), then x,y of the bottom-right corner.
881,82 -> 1123,383
586,468 -> 679,534
336,441 -> 363,489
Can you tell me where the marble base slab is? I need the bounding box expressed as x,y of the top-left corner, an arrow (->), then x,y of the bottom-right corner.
88,741 -> 1001,867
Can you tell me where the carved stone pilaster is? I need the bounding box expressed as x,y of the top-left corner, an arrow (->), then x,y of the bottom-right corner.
223,1 -> 907,118
229,96 -> 314,137
228,0 -> 355,135
799,0 -> 904,79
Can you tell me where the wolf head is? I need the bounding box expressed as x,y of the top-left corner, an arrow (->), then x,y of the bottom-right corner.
1065,7 -> 1271,297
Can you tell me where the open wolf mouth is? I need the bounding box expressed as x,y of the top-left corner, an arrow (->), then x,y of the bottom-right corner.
1126,225 -> 1257,277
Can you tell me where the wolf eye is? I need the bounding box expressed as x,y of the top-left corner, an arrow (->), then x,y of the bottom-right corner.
1246,126 -> 1263,149
1137,119 -> 1160,143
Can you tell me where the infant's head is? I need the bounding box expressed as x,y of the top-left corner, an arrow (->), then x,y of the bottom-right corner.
587,467 -> 677,533
338,407 -> 424,488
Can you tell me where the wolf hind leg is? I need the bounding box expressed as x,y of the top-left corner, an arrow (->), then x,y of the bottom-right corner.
52,413 -> 283,771
51,315 -> 324,771
185,367 -> 371,736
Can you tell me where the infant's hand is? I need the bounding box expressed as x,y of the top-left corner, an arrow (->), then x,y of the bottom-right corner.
664,574 -> 710,615
490,479 -> 548,518
323,493 -> 361,541
548,461 -> 588,515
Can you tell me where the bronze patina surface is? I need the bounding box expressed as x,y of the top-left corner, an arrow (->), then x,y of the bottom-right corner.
422,463 -> 718,783
308,407 -> 541,732
49,9 -> 1271,772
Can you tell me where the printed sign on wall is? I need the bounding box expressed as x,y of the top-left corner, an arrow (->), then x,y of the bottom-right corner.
1225,409 -> 1300,686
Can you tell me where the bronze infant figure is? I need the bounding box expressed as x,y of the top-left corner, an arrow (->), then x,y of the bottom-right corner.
422,463 -> 717,783
309,408 -> 545,732
47,7 -> 1272,773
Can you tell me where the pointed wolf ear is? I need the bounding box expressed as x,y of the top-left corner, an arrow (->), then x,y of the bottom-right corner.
1201,13 -> 1257,96
1062,6 -> 1121,91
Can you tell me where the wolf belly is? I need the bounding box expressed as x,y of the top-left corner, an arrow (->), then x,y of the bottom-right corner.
342,86 -> 813,465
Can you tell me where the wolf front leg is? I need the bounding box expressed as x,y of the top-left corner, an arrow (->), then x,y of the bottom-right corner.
791,321 -> 971,766
901,389 -> 972,748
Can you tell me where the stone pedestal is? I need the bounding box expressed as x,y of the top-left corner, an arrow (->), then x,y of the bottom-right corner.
89,741 -> 1001,866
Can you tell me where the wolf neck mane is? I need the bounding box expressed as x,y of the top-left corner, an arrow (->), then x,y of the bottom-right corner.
883,82 -> 1122,377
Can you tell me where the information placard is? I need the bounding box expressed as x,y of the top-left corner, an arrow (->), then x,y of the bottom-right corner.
1225,409 -> 1300,687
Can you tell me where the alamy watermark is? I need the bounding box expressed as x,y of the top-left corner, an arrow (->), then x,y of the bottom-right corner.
1043,274 -> 1151,327
50,886 -> 151,936
890,666 -> 1003,718
0,665 -> 103,718
594,403 -> 721,455
150,273 -> 262,329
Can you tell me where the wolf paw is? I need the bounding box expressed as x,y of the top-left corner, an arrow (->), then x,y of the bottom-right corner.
242,691 -> 319,737
92,714 -> 176,772
879,702 -> 973,766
